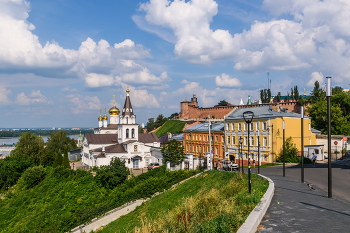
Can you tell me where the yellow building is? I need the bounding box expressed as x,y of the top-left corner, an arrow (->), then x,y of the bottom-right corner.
225,106 -> 317,165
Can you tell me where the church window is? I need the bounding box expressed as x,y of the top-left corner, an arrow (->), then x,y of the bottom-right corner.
126,108 -> 129,112
132,129 -> 135,138
134,145 -> 138,152
126,129 -> 129,138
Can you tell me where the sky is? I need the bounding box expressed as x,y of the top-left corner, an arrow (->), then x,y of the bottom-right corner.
1,0 -> 350,128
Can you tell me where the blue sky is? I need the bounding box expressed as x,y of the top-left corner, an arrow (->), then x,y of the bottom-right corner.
1,0 -> 350,128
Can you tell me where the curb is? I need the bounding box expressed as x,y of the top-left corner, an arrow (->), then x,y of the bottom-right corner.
237,174 -> 275,233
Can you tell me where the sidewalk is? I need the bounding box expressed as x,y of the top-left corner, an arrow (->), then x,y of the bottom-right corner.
256,173 -> 350,233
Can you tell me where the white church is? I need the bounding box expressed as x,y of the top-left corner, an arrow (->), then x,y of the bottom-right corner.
82,88 -> 162,170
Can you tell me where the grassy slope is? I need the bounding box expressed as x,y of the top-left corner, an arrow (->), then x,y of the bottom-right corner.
155,120 -> 186,137
97,171 -> 268,233
0,166 -> 199,233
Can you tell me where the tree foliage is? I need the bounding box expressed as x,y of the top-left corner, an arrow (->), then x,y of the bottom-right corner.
95,158 -> 129,189
161,139 -> 186,165
46,131 -> 77,155
217,100 -> 229,106
260,89 -> 271,103
16,165 -> 47,190
306,81 -> 350,135
277,137 -> 299,163
63,149 -> 70,169
146,114 -> 168,131
10,132 -> 44,165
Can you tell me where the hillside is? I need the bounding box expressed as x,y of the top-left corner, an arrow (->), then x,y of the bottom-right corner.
155,120 -> 186,137
97,171 -> 268,233
0,166 -> 198,233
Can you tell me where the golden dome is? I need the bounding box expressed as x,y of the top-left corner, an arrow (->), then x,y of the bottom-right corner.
126,88 -> 130,94
103,114 -> 108,120
98,115 -> 103,121
109,105 -> 120,115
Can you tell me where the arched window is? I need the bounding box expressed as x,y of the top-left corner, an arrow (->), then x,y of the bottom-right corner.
126,129 -> 129,138
132,129 -> 135,138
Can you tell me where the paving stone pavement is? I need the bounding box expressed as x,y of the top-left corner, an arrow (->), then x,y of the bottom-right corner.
256,174 -> 350,233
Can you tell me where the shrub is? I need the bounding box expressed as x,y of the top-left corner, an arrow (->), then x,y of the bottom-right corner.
17,166 -> 47,190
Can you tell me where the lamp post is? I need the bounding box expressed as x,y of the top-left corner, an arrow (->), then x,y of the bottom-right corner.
282,119 -> 286,177
258,129 -> 260,174
243,111 -> 254,194
326,76 -> 332,198
301,106 -> 305,183
239,136 -> 243,173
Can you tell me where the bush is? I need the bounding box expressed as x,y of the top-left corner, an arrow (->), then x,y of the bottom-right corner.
17,166 -> 47,190
95,158 -> 130,189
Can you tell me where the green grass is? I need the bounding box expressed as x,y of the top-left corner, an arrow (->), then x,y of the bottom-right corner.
96,170 -> 269,233
155,120 -> 186,137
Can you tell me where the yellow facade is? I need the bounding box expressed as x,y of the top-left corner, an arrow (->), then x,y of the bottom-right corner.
225,108 -> 316,164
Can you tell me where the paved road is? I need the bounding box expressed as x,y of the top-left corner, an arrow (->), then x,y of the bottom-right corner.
252,163 -> 350,232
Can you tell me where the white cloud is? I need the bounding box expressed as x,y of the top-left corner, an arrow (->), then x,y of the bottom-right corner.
0,0 -> 168,90
140,0 -> 350,80
215,73 -> 242,87
61,87 -> 77,92
65,94 -> 101,114
0,86 -> 11,104
124,86 -> 160,108
118,69 -> 170,85
307,72 -> 324,87
16,90 -> 51,105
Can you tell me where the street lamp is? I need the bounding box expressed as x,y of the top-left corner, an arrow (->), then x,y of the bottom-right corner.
239,136 -> 243,173
243,111 -> 254,194
326,76 -> 332,198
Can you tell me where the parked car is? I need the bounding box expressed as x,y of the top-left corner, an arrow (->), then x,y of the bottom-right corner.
323,153 -> 328,159
222,160 -> 239,171
148,163 -> 160,170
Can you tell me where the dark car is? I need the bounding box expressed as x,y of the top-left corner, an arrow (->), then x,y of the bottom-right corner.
148,163 -> 160,170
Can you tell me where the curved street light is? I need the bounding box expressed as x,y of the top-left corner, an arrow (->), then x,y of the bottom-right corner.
239,136 -> 243,173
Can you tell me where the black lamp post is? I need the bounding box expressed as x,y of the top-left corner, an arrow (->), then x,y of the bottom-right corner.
239,136 -> 243,173
326,76 -> 332,198
243,111 -> 254,194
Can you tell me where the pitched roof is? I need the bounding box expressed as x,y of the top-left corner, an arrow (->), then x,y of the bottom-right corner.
93,144 -> 126,153
184,121 -> 224,133
138,132 -> 160,143
85,133 -> 118,144
225,105 -> 308,120
122,91 -> 135,117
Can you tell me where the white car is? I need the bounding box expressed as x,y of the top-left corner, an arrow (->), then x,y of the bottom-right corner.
222,160 -> 239,171
323,153 -> 328,159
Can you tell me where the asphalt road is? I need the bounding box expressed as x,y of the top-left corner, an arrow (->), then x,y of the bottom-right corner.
252,162 -> 350,233
253,161 -> 350,202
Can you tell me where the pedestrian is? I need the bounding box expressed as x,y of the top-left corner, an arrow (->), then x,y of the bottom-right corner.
253,159 -> 256,168
312,153 -> 317,167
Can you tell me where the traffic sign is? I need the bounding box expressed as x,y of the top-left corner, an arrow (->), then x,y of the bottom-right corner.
334,141 -> 338,145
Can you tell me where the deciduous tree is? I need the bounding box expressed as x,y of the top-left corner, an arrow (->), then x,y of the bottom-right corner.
161,139 -> 186,165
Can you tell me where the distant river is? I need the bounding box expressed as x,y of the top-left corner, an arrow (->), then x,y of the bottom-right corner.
0,135 -> 79,145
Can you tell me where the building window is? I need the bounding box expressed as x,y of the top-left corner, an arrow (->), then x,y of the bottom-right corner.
251,136 -> 254,146
215,147 -> 218,155
134,145 -> 138,152
231,123 -> 235,131
221,136 -> 224,142
263,122 -> 267,130
232,136 -> 235,145
244,137 -> 248,145
263,137 -> 267,147
132,129 -> 135,138
226,123 -> 229,130
126,129 -> 129,138
238,123 -> 242,131
308,123 -> 311,130
227,136 -> 231,145
250,122 -> 254,131
215,136 -> 218,142
244,123 -> 247,131
256,122 -> 260,131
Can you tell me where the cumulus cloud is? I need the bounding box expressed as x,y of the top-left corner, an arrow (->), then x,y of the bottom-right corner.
125,86 -> 161,108
139,0 -> 350,79
16,90 -> 51,105
0,86 -> 12,104
0,0 -> 168,89
62,87 -> 77,92
215,73 -> 242,87
307,72 -> 324,87
65,94 -> 101,114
